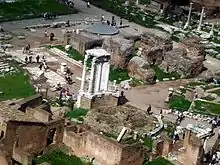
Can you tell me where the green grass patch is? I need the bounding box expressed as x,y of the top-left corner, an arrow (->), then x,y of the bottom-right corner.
0,72 -> 35,101
0,0 -> 77,22
65,108 -> 88,119
143,136 -> 153,150
194,100 -> 220,115
152,65 -> 180,81
168,95 -> 191,111
32,149 -> 87,165
145,157 -> 173,165
109,66 -> 130,83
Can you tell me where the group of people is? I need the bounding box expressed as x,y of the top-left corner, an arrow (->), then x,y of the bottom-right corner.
65,68 -> 73,85
57,0 -> 74,8
44,30 -> 55,41
101,14 -> 123,27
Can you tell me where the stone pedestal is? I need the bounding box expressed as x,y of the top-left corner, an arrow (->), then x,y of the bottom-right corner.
60,63 -> 67,74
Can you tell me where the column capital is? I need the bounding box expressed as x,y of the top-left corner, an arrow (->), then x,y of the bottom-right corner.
190,2 -> 193,5
92,57 -> 97,63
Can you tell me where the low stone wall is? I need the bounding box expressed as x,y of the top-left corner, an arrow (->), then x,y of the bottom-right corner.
16,94 -> 43,112
80,93 -> 119,109
49,48 -> 83,68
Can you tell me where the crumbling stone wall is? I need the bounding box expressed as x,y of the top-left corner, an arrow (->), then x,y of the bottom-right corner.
180,129 -> 204,165
26,107 -> 52,122
64,32 -> 103,55
103,37 -> 134,69
64,125 -> 144,165
162,47 -> 204,77
136,32 -> 173,65
3,119 -> 65,164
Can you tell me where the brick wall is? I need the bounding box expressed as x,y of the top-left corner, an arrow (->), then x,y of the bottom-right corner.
64,125 -> 144,165
26,107 -> 52,122
3,119 -> 65,164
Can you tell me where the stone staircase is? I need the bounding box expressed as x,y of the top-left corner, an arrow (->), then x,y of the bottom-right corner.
49,48 -> 83,68
0,61 -> 13,73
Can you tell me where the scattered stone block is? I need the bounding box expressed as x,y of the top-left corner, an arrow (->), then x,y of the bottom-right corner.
17,36 -> 25,40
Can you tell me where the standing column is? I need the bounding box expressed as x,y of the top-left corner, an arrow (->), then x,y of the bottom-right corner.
136,0 -> 139,5
79,55 -> 88,92
197,7 -> 205,31
184,2 -> 193,30
104,61 -> 110,92
88,57 -> 96,94
95,62 -> 103,93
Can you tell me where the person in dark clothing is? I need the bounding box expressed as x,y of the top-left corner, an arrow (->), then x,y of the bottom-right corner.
29,56 -> 32,63
66,20 -> 70,27
107,20 -> 110,25
36,55 -> 40,63
25,56 -> 28,63
39,64 -> 43,70
120,18 -> 122,26
147,104 -> 152,115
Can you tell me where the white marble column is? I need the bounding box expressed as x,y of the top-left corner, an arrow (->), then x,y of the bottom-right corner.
209,23 -> 214,37
88,57 -> 97,94
197,7 -> 205,31
79,55 -> 88,92
136,0 -> 139,5
184,2 -> 193,30
94,63 -> 102,93
104,61 -> 110,92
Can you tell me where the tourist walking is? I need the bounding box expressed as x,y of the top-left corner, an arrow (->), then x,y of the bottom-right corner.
28,56 -> 32,63
87,0 -> 90,8
36,55 -> 40,63
25,56 -> 28,63
44,30 -> 47,37
120,18 -> 122,26
147,104 -> 152,115
101,14 -> 104,22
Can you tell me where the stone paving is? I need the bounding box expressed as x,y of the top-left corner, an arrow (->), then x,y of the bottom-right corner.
9,48 -> 58,63
25,66 -> 66,87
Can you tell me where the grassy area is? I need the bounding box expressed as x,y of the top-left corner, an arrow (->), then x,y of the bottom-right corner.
0,0 -> 77,22
152,65 -> 180,81
145,157 -> 173,165
168,95 -> 191,111
0,72 -> 35,101
32,149 -> 87,165
143,136 -> 153,150
109,66 -> 130,83
194,100 -> 220,115
65,108 -> 88,121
